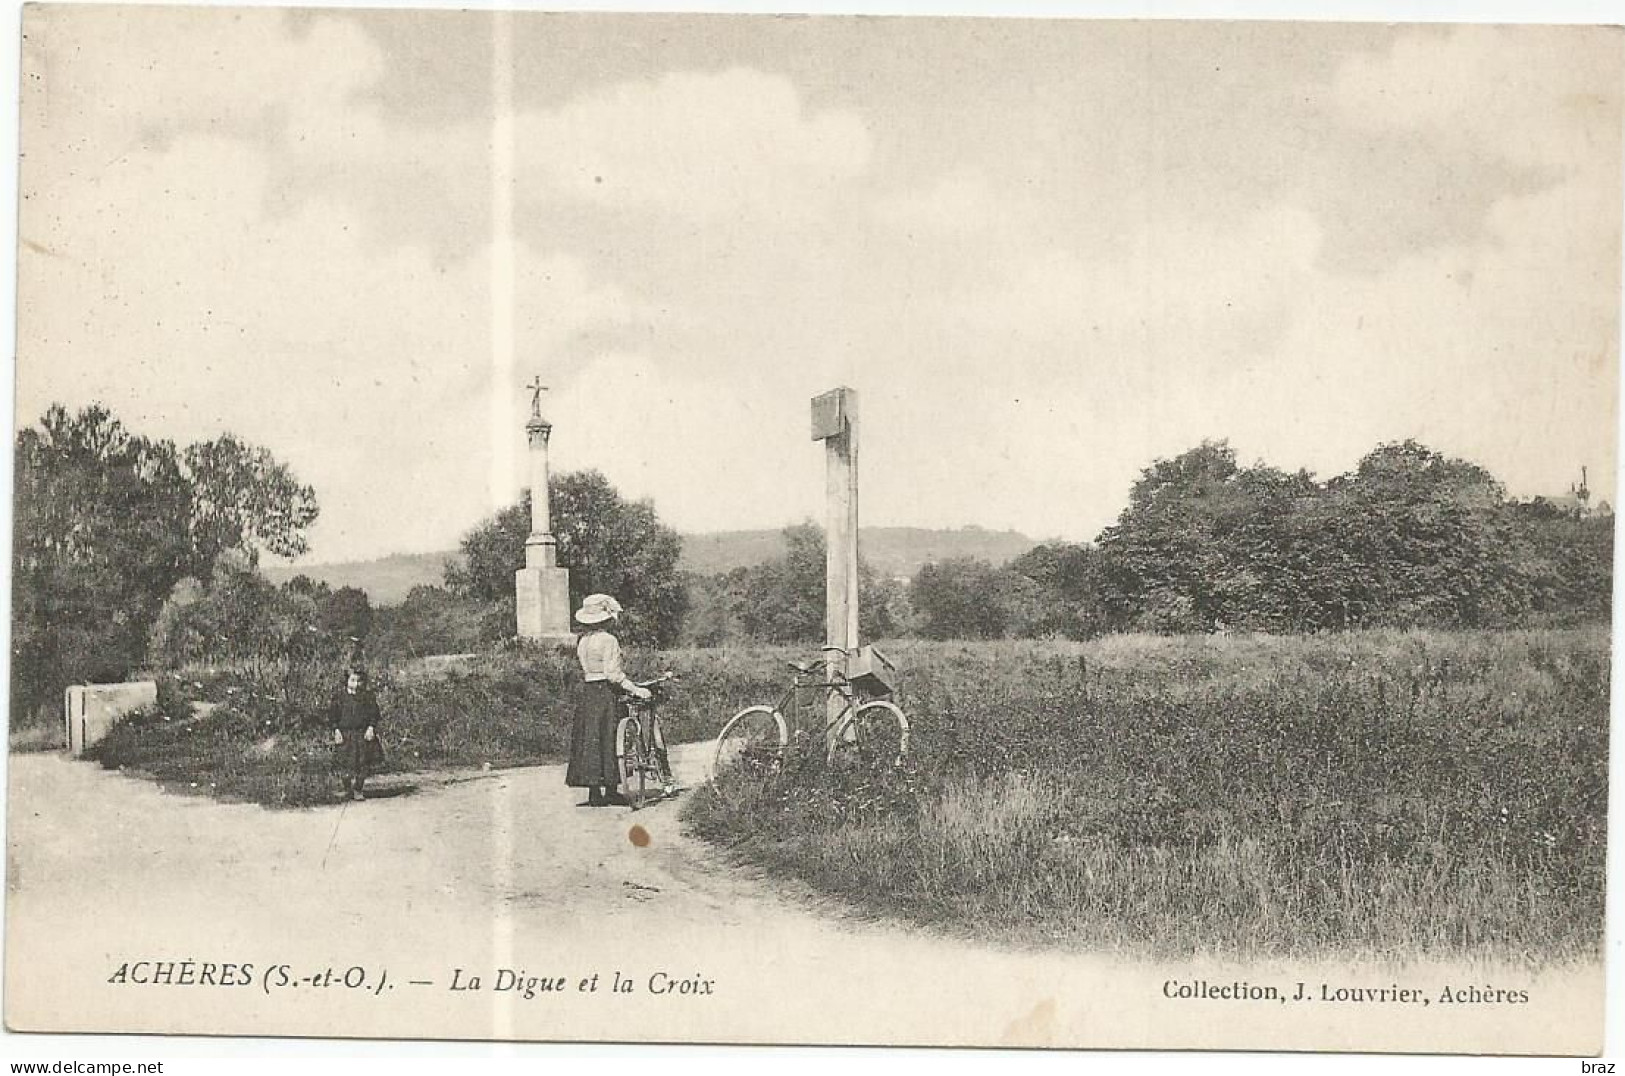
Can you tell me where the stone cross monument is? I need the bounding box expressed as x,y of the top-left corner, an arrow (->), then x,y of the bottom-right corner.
515,376 -> 574,642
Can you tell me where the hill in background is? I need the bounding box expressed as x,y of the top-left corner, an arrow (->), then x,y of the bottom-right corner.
263,551 -> 460,606
263,525 -> 1038,605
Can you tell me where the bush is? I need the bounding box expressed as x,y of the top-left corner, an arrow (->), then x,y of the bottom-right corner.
368,586 -> 505,661
90,641 -> 813,807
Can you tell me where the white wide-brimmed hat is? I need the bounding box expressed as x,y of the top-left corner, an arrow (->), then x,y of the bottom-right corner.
574,593 -> 623,625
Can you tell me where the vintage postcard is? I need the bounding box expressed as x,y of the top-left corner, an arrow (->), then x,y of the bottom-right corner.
5,4 -> 1620,1058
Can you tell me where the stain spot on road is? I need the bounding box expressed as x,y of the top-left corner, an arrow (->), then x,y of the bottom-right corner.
628,824 -> 651,848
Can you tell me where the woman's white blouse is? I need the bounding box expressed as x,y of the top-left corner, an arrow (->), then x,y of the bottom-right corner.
577,630 -> 636,690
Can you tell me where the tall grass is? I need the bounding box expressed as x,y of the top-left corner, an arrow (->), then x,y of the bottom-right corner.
685,628 -> 1610,963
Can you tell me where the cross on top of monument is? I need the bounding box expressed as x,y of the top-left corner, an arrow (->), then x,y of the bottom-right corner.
527,375 -> 549,421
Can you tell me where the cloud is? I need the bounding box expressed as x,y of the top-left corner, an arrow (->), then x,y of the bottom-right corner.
1334,25 -> 1621,171
514,68 -> 873,219
18,10 -> 1620,558
871,171 -> 993,233
18,124 -> 641,562
28,9 -> 382,154
22,12 -> 882,557
23,6 -> 491,265
839,152 -> 1616,539
542,353 -> 824,534
39,18 -> 882,256
921,205 -> 1323,387
1266,168 -> 1620,498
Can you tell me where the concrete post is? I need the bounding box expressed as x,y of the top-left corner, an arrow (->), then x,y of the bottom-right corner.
811,387 -> 860,753
64,681 -> 157,757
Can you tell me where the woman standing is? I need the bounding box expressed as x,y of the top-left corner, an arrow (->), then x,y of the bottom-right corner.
566,593 -> 651,807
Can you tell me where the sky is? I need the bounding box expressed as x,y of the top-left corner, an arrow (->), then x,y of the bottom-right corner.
14,7 -> 1623,565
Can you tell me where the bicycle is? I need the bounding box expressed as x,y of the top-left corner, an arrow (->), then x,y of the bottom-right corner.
712,645 -> 909,777
614,673 -> 680,811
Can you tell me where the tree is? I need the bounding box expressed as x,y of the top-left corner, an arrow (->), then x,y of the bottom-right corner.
910,557 -> 1016,640
444,500 -> 529,604
148,561 -> 322,667
1096,440 -> 1248,632
184,434 -> 319,572
445,470 -> 688,647
1092,437 -> 1542,634
551,472 -> 688,647
1505,499 -> 1613,623
726,522 -> 898,644
11,404 -> 320,727
676,571 -> 733,647
1006,542 -> 1111,638
730,522 -> 824,643
280,574 -> 333,603
862,573 -> 909,640
1332,440 -> 1527,628
319,586 -> 374,643
13,405 -> 193,724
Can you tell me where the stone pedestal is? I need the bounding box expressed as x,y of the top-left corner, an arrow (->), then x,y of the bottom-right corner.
516,530 -> 572,643
515,564 -> 573,644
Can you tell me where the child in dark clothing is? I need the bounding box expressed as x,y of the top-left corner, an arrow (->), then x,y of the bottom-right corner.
329,668 -> 382,801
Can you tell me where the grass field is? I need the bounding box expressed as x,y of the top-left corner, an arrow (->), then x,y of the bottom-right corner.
81,627 -> 1609,964
687,628 -> 1610,965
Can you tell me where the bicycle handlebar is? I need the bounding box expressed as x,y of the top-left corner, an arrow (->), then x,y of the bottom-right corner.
815,643 -> 896,668
793,646 -> 898,674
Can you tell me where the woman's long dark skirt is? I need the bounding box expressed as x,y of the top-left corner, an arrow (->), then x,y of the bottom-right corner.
566,680 -> 622,788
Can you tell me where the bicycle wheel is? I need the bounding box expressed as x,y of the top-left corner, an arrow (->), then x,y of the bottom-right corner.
835,700 -> 911,768
614,714 -> 649,809
712,705 -> 788,777
648,717 -> 676,792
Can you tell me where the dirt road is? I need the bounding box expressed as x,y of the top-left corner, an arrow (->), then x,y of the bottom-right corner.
4,747 -> 1602,1052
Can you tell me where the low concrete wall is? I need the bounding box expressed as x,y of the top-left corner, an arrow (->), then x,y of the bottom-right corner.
64,681 -> 157,757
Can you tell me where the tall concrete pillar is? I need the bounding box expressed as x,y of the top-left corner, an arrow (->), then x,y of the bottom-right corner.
515,390 -> 573,642
811,387 -> 860,753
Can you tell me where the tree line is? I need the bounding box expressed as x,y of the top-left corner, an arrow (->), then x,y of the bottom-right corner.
12,405 -> 1612,728
385,437 -> 1615,647
433,438 -> 1614,645
909,440 -> 1611,640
